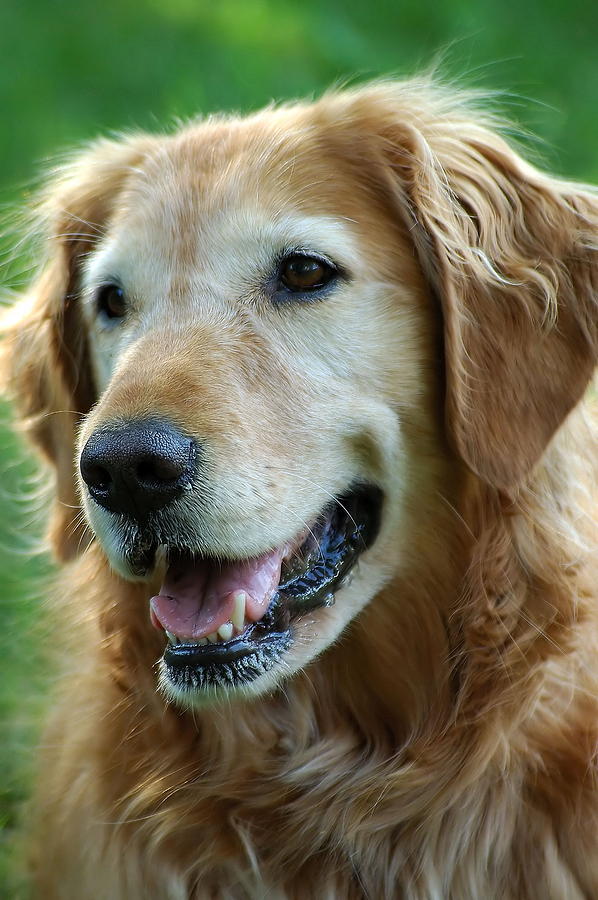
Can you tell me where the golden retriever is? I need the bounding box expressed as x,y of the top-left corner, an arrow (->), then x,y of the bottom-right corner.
2,80 -> 598,899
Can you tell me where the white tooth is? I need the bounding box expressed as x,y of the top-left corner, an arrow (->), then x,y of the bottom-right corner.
198,637 -> 208,646
165,630 -> 178,644
155,545 -> 168,569
231,591 -> 246,631
206,632 -> 219,643
218,622 -> 233,641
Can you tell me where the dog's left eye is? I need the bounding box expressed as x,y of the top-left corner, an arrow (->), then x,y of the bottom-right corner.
277,254 -> 338,294
96,284 -> 127,320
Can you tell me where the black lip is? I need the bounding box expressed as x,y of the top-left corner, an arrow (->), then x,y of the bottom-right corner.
162,485 -> 383,690
165,634 -> 279,667
164,629 -> 292,681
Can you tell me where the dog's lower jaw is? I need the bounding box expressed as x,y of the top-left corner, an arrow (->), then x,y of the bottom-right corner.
155,566 -> 384,708
157,646 -> 291,707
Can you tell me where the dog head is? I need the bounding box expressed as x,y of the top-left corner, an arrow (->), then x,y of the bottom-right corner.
2,82 -> 596,705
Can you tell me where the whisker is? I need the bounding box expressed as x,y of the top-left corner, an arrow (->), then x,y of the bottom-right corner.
274,470 -> 360,533
265,497 -> 326,565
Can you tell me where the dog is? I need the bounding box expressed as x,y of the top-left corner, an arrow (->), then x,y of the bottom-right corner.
1,79 -> 597,899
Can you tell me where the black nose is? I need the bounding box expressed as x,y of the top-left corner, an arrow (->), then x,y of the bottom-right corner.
80,421 -> 197,519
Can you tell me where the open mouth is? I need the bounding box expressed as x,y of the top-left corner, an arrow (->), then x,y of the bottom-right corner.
149,485 -> 383,694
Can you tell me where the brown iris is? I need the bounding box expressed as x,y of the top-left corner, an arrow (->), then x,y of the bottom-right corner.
97,284 -> 127,319
279,254 -> 336,292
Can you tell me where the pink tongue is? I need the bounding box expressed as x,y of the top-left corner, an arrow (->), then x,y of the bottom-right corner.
150,547 -> 286,640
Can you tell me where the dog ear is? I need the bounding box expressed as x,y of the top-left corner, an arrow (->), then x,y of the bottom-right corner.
376,89 -> 598,491
1,136 -> 155,559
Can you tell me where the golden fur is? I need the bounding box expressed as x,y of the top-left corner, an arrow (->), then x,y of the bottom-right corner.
2,80 -> 598,898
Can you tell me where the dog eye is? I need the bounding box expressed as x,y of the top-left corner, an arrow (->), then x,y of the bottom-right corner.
96,284 -> 127,320
278,254 -> 337,293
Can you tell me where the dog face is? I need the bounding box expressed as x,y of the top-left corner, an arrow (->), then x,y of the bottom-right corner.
3,84 -> 596,706
75,113 -> 437,702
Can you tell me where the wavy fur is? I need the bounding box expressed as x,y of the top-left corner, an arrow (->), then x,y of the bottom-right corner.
1,80 -> 598,899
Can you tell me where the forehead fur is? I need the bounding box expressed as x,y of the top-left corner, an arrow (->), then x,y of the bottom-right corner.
114,101 -> 390,233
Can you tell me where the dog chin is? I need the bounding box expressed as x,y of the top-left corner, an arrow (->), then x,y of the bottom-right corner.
156,653 -> 291,707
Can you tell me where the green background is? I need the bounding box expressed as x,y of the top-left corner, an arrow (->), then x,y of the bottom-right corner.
1,0 -> 597,892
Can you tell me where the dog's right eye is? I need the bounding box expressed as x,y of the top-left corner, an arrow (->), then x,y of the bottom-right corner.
277,253 -> 338,295
96,284 -> 127,320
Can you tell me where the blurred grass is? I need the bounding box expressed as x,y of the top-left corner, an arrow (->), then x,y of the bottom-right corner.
1,0 -> 598,196
1,0 -> 597,892
0,407 -> 53,896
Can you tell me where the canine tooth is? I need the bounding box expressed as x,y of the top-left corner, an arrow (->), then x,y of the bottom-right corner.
165,630 -> 178,644
217,622 -> 233,641
206,631 -> 219,643
231,591 -> 246,631
155,545 -> 168,568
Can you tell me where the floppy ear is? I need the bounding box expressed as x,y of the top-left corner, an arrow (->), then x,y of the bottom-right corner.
1,136 -> 155,559
378,91 -> 598,491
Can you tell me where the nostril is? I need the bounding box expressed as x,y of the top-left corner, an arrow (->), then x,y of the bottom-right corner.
81,460 -> 113,492
136,455 -> 187,483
